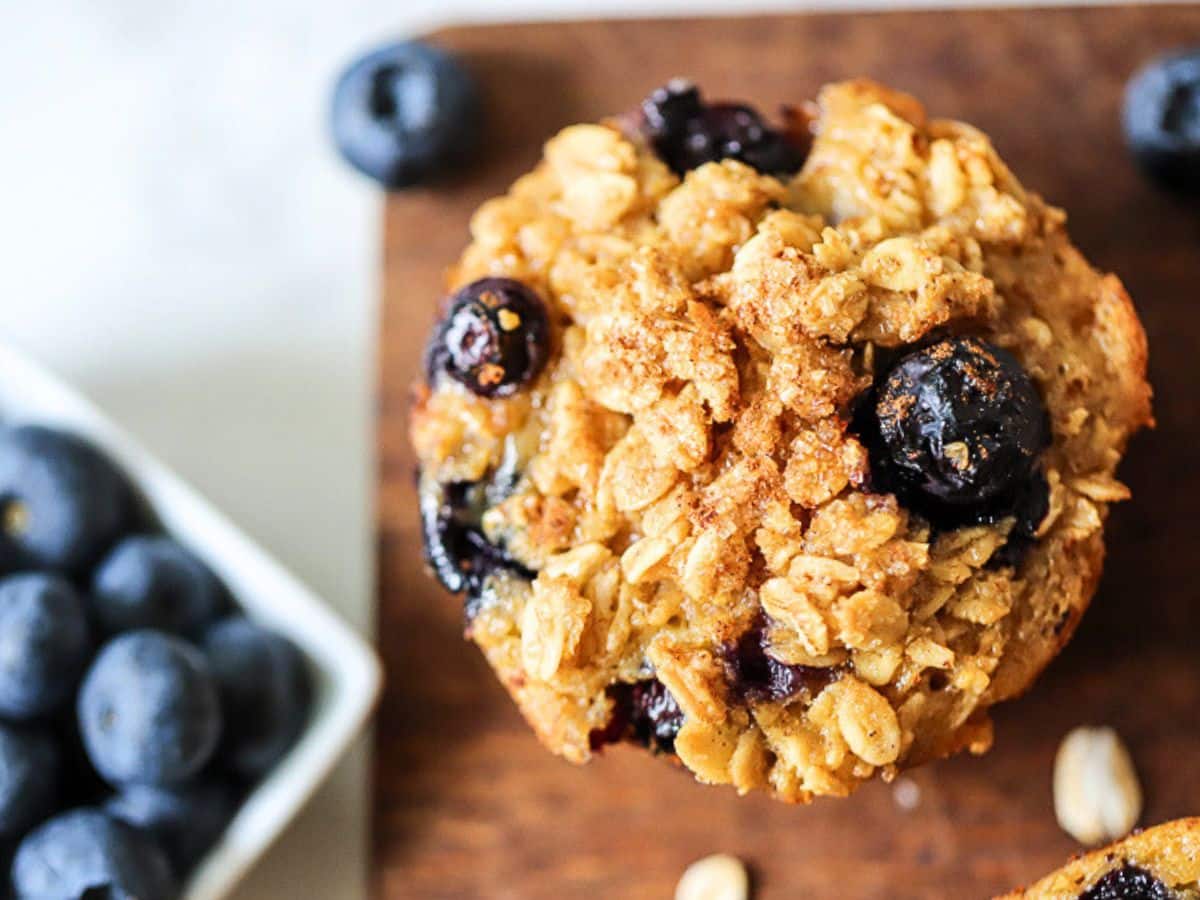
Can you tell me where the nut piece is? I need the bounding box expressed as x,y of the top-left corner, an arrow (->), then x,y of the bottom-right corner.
675,853 -> 750,900
1053,726 -> 1142,846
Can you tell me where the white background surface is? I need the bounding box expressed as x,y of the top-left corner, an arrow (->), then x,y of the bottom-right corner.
0,0 -> 1143,897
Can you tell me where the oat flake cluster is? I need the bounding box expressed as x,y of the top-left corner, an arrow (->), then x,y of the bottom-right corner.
410,79 -> 1151,802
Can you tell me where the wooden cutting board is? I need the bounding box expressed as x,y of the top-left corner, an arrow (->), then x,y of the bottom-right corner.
375,7 -> 1200,897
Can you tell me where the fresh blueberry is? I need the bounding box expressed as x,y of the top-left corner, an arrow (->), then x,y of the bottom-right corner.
641,79 -> 808,176
11,808 -> 176,900
201,618 -> 309,779
1079,864 -> 1172,900
91,536 -> 226,638
0,426 -> 134,574
427,277 -> 550,399
106,782 -> 238,875
331,40 -> 480,189
0,574 -> 91,720
860,337 -> 1050,523
1124,48 -> 1200,193
0,724 -> 58,841
78,631 -> 222,787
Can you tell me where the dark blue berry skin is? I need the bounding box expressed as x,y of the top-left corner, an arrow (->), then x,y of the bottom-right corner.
721,618 -> 841,705
0,426 -> 134,574
1124,48 -> 1200,194
864,337 -> 1050,522
201,618 -> 310,780
11,808 -> 176,900
642,79 -> 807,176
106,781 -> 238,875
0,574 -> 91,720
1078,864 -> 1172,900
0,724 -> 58,841
427,278 -> 550,399
590,680 -> 683,754
417,476 -> 534,621
78,631 -> 222,787
331,41 -> 480,189
91,536 -> 227,639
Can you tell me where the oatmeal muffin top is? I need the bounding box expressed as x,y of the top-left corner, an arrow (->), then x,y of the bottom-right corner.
1001,818 -> 1200,898
410,78 -> 1151,802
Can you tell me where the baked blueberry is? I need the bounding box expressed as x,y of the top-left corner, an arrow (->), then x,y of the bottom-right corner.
417,476 -> 533,619
91,536 -> 226,638
106,781 -> 237,874
428,277 -> 550,398
1124,48 -> 1200,193
0,426 -> 133,573
641,79 -> 807,176
722,619 -> 841,705
78,631 -> 222,787
331,40 -> 480,189
605,680 -> 684,753
0,573 -> 91,720
0,724 -> 59,840
201,617 -> 309,779
11,808 -> 176,900
1078,864 -> 1172,900
863,336 -> 1049,522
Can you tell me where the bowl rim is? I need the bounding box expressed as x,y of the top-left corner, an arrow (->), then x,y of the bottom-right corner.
0,341 -> 382,900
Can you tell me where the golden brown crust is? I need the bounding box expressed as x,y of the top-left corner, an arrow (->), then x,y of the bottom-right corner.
410,79 -> 1152,801
1000,818 -> 1200,898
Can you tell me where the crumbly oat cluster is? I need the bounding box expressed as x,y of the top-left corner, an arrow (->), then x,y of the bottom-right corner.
1001,818 -> 1200,899
410,79 -> 1151,802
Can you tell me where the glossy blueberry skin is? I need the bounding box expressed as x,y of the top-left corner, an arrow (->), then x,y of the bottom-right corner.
417,476 -> 534,621
1078,864 -> 1173,900
11,808 -> 176,900
201,617 -> 310,779
78,631 -> 222,787
641,79 -> 807,176
0,426 -> 134,574
428,278 -> 550,399
331,41 -> 480,189
91,536 -> 227,639
1124,48 -> 1200,193
0,724 -> 59,841
0,574 -> 91,720
866,337 -> 1049,518
106,781 -> 238,875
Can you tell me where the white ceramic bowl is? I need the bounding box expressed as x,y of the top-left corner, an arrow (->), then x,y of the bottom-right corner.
0,342 -> 382,899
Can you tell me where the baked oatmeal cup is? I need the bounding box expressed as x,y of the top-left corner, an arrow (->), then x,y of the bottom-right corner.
1002,818 -> 1200,898
410,79 -> 1151,802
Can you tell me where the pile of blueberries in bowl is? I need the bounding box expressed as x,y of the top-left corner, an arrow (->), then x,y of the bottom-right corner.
0,424 -> 310,900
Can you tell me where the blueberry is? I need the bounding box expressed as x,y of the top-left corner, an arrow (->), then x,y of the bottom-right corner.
1124,48 -> 1200,193
861,337 -> 1050,522
201,618 -> 309,779
0,724 -> 58,840
78,631 -> 222,787
11,808 -> 176,900
105,782 -> 237,875
590,679 -> 684,754
0,426 -> 134,573
91,537 -> 226,638
641,79 -> 807,176
331,41 -> 480,189
721,618 -> 841,705
1079,864 -> 1173,900
427,277 -> 550,399
0,574 -> 91,720
417,475 -> 534,618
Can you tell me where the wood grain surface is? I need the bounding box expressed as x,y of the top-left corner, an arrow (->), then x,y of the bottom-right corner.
375,7 -> 1200,898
